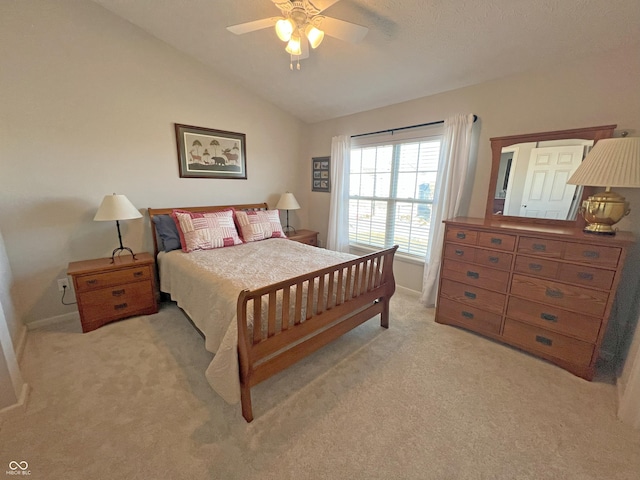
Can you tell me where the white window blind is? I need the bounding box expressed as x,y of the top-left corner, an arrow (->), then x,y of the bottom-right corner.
349,128 -> 443,259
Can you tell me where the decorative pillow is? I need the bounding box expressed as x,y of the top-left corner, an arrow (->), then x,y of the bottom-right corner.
152,214 -> 182,252
234,209 -> 285,242
171,209 -> 243,253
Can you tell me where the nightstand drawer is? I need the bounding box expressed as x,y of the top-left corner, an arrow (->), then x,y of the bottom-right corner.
75,265 -> 152,292
79,281 -> 155,323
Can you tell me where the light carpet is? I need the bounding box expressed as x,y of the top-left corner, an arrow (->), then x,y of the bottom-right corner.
1,289 -> 638,480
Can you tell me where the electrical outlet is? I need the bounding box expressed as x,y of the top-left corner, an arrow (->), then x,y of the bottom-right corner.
57,278 -> 69,292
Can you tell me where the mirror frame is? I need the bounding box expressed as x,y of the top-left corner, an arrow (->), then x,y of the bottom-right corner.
485,124 -> 617,227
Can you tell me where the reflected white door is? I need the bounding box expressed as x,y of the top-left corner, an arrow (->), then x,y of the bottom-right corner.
519,145 -> 584,219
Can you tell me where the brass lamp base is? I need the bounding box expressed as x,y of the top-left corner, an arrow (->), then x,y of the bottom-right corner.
580,189 -> 630,235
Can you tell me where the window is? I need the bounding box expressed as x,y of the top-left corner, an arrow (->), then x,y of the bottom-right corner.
349,131 -> 442,259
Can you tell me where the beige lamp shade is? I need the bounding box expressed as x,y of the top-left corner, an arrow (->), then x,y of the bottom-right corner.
567,137 -> 640,187
276,192 -> 301,210
94,194 -> 142,221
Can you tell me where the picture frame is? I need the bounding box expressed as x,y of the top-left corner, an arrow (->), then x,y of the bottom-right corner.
312,156 -> 330,192
175,123 -> 247,179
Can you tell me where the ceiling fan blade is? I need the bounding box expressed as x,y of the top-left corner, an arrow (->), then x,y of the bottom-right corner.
316,16 -> 368,43
307,0 -> 342,13
226,17 -> 280,35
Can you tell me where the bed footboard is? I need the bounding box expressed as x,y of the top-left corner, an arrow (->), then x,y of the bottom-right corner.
236,246 -> 398,422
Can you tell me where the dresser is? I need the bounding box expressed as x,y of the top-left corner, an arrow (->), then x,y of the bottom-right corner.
435,217 -> 634,380
68,253 -> 158,333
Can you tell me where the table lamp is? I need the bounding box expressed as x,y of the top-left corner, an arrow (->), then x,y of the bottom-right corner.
94,193 -> 143,261
567,136 -> 640,235
276,192 -> 300,234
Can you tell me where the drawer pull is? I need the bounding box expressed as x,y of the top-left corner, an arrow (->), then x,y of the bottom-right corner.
535,335 -> 553,346
583,250 -> 600,259
466,271 -> 479,279
133,271 -> 144,277
86,279 -> 98,286
540,312 -> 558,322
528,263 -> 542,271
545,288 -> 563,299
489,256 -> 499,263
490,237 -> 502,245
455,249 -> 464,256
461,311 -> 474,319
456,232 -> 466,239
464,291 -> 476,300
532,243 -> 546,252
114,302 -> 128,310
578,272 -> 594,281
112,289 -> 125,297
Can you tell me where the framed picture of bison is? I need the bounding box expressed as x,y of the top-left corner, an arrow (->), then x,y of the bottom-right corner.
175,124 -> 247,179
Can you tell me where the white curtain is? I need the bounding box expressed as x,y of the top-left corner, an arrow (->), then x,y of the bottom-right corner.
420,114 -> 476,306
326,135 -> 351,252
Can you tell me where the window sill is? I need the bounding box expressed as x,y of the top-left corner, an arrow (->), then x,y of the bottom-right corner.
349,245 -> 425,266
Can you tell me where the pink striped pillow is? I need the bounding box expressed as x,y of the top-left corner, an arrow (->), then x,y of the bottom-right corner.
234,210 -> 285,242
171,209 -> 243,253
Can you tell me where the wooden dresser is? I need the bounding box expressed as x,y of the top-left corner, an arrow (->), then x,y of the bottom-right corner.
68,253 -> 158,333
435,217 -> 634,379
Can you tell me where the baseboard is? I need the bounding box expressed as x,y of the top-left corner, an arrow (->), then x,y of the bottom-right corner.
26,311 -> 79,331
0,383 -> 30,420
395,285 -> 421,297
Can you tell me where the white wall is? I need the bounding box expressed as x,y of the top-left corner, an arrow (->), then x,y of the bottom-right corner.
303,47 -> 640,361
0,0 -> 307,331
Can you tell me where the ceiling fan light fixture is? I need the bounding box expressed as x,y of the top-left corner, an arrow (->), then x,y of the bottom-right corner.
275,17 -> 295,42
285,34 -> 302,55
305,24 -> 324,49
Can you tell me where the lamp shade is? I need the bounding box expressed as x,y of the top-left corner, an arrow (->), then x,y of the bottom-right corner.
276,192 -> 301,210
94,194 -> 142,221
567,137 -> 640,188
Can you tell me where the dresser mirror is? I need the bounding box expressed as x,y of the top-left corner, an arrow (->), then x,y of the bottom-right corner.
485,124 -> 617,226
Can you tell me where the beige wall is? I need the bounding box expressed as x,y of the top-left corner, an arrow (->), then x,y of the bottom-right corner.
303,47 -> 640,360
0,0 -> 307,331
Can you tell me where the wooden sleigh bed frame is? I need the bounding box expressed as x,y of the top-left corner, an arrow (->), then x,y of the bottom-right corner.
148,203 -> 398,422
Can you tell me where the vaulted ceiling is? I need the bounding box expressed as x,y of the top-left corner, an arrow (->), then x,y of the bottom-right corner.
92,0 -> 640,123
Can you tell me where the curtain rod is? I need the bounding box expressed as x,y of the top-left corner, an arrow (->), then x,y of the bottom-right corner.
351,114 -> 478,139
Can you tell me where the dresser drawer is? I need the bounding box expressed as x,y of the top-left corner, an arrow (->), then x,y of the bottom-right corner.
445,228 -> 478,245
506,297 -> 601,343
444,243 -> 476,262
557,263 -> 615,290
518,237 -> 564,258
75,265 -> 152,293
79,281 -> 155,322
474,249 -> 513,271
438,297 -> 501,335
511,274 -> 608,317
563,243 -> 621,268
477,232 -> 516,251
502,319 -> 594,366
440,279 -> 506,315
442,259 -> 510,293
514,256 -> 560,279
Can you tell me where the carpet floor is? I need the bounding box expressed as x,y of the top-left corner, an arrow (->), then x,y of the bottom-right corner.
1,289 -> 638,479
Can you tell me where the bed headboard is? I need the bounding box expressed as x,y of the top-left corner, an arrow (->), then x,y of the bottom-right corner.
147,203 -> 269,257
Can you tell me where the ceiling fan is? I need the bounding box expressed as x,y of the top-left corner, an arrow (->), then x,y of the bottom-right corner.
226,0 -> 368,69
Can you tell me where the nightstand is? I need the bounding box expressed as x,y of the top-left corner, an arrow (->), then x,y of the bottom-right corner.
67,252 -> 158,333
286,229 -> 319,246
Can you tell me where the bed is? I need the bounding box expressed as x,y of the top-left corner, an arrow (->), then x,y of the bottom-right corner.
148,203 -> 398,422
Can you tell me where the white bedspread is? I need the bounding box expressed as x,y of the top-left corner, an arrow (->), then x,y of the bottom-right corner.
158,238 -> 355,404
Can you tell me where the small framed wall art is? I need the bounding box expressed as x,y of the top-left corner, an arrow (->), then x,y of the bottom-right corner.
175,123 -> 247,179
312,156 -> 330,192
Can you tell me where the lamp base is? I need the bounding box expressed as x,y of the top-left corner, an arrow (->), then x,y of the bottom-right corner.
580,189 -> 630,236
110,246 -> 137,263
